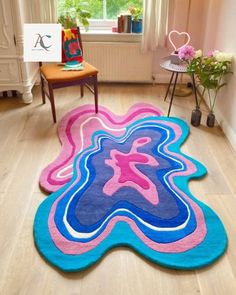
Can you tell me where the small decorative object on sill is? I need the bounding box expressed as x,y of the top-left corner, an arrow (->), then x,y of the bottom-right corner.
132,19 -> 142,33
117,15 -> 123,33
117,14 -> 132,33
112,26 -> 118,33
128,6 -> 142,34
206,111 -> 215,128
124,15 -> 132,33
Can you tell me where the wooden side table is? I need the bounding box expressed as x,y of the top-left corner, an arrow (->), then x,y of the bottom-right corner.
160,57 -> 198,116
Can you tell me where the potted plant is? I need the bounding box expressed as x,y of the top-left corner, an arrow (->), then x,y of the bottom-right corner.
178,46 -> 233,127
128,6 -> 143,33
58,0 -> 91,30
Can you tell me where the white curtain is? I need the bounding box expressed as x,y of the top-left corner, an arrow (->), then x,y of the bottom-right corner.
29,0 -> 57,23
141,0 -> 169,52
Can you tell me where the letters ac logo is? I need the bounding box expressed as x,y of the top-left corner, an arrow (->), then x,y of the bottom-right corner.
34,34 -> 52,51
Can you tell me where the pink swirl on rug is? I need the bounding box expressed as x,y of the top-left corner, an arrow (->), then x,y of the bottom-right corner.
39,103 -> 162,193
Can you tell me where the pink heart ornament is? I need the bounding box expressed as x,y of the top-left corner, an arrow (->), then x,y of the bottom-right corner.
168,30 -> 191,53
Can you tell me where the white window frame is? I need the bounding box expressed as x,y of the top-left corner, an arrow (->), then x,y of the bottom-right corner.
85,0 -> 116,30
80,18 -> 142,42
88,19 -> 117,31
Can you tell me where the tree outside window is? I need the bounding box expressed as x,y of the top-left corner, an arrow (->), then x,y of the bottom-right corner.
58,0 -> 143,21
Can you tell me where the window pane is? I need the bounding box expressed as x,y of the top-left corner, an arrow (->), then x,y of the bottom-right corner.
107,0 -> 143,19
57,0 -> 103,19
86,0 -> 103,19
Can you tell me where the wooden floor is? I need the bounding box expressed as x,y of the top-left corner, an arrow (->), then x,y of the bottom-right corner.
0,83 -> 236,295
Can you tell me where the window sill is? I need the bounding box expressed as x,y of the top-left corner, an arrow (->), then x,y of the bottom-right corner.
81,30 -> 142,43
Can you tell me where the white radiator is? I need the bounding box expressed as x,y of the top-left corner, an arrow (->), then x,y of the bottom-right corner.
83,42 -> 153,83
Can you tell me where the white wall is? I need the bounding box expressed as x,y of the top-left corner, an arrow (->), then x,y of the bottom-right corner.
202,0 -> 236,150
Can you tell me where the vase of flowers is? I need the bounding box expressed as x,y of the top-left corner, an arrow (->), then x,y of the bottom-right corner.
178,46 -> 203,126
128,6 -> 143,33
178,46 -> 233,127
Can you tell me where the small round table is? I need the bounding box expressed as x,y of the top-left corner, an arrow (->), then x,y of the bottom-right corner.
160,57 -> 198,116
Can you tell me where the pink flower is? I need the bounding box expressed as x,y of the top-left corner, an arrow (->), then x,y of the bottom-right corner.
207,50 -> 214,57
178,45 -> 196,61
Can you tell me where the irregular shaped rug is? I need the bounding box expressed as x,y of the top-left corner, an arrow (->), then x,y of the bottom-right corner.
34,114 -> 227,272
40,103 -> 162,193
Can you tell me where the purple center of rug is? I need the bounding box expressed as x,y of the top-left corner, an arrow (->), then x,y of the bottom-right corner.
74,128 -> 181,226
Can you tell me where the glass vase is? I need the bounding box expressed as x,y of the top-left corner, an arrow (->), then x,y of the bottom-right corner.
191,107 -> 202,127
206,111 -> 215,127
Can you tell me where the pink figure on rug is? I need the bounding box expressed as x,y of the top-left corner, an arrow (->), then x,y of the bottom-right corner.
103,137 -> 159,205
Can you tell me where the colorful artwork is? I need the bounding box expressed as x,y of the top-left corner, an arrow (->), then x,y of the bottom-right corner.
62,28 -> 83,64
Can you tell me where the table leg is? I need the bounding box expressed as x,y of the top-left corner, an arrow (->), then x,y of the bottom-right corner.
164,72 -> 175,101
167,72 -> 179,117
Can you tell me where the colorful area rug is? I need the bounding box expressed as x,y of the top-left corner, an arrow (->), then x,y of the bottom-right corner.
39,103 -> 162,193
34,107 -> 227,272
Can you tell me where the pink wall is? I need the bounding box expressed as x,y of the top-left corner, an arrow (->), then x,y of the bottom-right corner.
202,0 -> 236,148
154,0 -> 206,80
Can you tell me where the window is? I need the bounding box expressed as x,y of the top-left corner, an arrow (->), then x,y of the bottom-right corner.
57,0 -> 143,30
87,0 -> 142,20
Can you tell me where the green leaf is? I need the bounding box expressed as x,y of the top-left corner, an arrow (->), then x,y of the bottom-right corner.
58,0 -> 91,29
